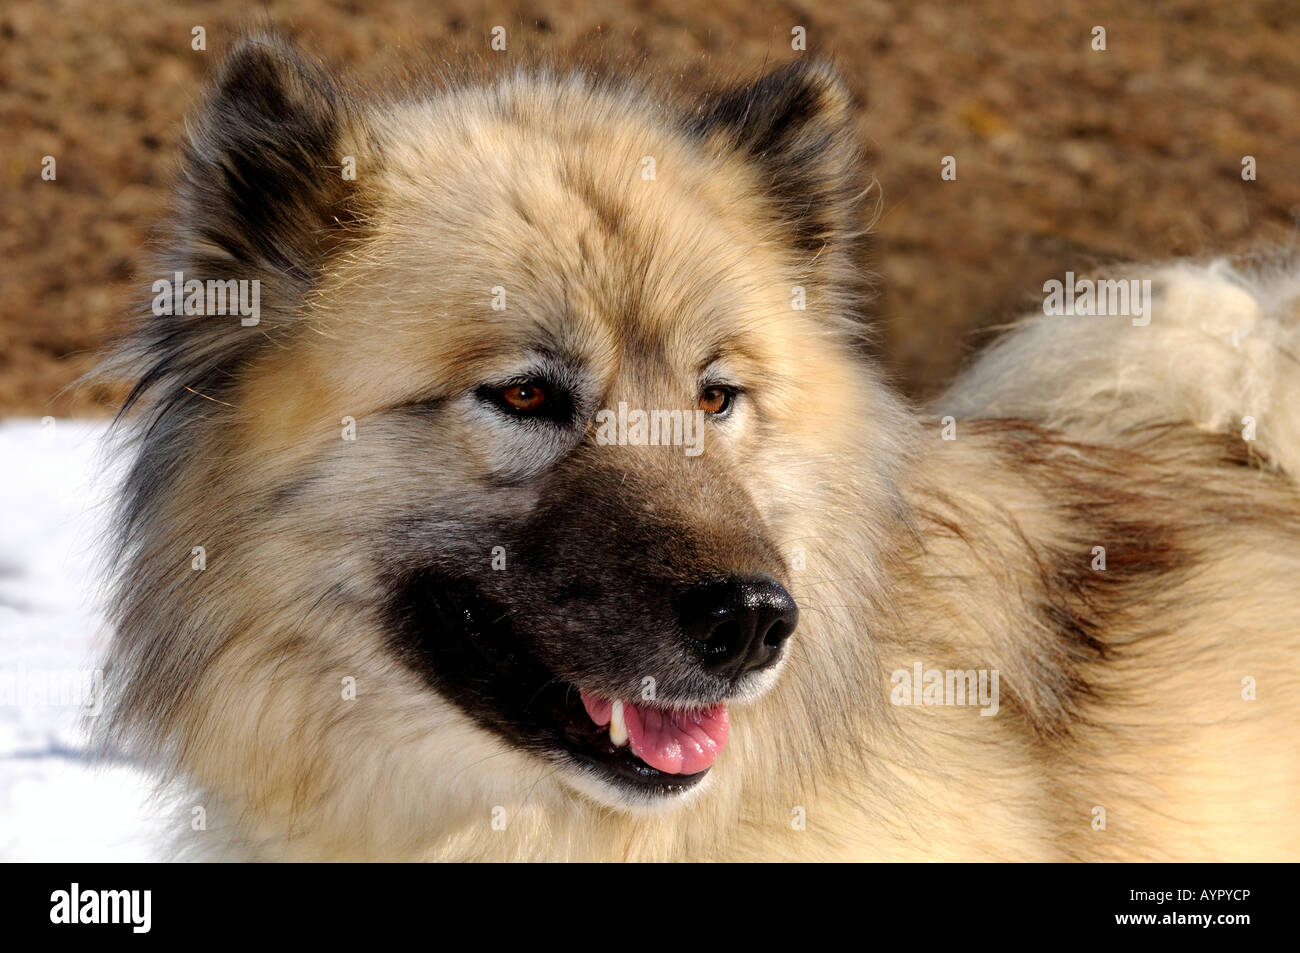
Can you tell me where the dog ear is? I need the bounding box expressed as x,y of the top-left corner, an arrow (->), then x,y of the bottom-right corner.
688,61 -> 861,256
115,36 -> 369,410
175,33 -> 365,284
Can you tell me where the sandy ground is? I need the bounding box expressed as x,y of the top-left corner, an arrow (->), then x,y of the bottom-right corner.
2,0 -> 1299,415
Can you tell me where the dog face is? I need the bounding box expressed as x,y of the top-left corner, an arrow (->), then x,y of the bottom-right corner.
107,37 -> 905,822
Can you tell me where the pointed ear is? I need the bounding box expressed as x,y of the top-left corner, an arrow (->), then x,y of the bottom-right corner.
112,36 -> 371,423
688,61 -> 861,256
175,33 -> 367,285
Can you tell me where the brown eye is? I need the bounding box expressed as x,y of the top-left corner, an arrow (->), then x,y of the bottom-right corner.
502,382 -> 547,413
699,386 -> 733,416
478,377 -> 573,423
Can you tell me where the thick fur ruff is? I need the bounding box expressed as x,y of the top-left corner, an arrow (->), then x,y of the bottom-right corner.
98,36 -> 1300,861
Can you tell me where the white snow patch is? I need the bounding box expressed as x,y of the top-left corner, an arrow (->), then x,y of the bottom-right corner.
0,418 -> 169,861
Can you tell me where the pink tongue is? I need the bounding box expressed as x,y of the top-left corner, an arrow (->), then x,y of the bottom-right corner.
580,690 -> 729,775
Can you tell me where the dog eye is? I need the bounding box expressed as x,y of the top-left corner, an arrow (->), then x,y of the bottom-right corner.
478,378 -> 573,422
699,386 -> 735,416
501,382 -> 547,413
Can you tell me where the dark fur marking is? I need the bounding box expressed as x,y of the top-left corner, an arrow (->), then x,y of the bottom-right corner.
925,420 -> 1207,743
560,158 -> 624,238
686,60 -> 860,255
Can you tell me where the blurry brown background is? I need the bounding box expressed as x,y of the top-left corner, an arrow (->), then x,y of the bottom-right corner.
2,0 -> 1298,416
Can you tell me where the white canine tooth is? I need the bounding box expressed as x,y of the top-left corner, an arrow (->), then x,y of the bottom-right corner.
609,700 -> 628,747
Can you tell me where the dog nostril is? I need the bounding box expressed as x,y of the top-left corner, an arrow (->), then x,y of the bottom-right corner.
763,619 -> 793,648
707,619 -> 743,646
676,576 -> 799,677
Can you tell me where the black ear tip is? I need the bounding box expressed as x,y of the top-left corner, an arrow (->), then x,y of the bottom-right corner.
692,58 -> 856,148
759,59 -> 853,122
220,32 -> 331,86
218,32 -> 303,81
202,32 -> 339,129
688,59 -> 862,255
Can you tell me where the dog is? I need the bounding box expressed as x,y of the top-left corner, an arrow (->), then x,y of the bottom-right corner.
96,34 -> 1300,860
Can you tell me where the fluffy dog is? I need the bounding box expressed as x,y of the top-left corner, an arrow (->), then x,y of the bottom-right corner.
98,35 -> 1300,860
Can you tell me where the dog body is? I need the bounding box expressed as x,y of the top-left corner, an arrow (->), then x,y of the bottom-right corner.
100,38 -> 1300,861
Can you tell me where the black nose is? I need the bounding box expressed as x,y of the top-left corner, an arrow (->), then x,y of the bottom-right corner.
677,577 -> 799,678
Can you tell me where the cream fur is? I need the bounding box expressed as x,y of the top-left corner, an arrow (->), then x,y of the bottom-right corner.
100,41 -> 1300,861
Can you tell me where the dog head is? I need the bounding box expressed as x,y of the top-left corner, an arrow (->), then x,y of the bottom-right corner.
104,36 -> 908,836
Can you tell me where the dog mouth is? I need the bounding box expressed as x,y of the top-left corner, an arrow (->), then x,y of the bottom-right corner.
390,571 -> 729,796
576,691 -> 729,777
547,688 -> 726,793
